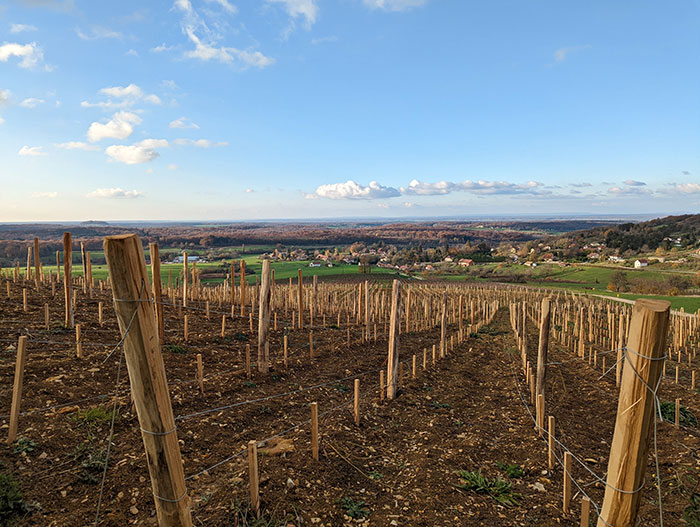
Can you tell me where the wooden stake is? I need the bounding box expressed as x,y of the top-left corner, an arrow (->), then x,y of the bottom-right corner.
257,259 -> 271,373
548,415 -> 555,471
386,279 -> 401,400
98,301 -> 103,326
104,234 -> 191,527
283,335 -> 288,368
63,232 -> 73,327
150,243 -> 165,343
354,379 -> 360,426
535,297 -> 551,398
75,324 -> 82,358
580,497 -> 590,527
311,401 -> 319,460
248,440 -> 260,518
7,336 -> 27,444
44,303 -> 49,329
196,353 -> 204,394
563,451 -> 572,514
597,299 -> 670,527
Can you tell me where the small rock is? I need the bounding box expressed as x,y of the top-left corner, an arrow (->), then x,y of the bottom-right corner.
130,506 -> 139,515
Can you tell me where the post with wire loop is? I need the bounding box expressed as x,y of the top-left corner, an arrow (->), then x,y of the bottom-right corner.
104,234 -> 192,527
597,299 -> 670,527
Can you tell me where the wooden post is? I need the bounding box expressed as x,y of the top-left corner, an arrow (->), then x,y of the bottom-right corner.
675,398 -> 680,428
581,497 -> 591,527
196,353 -> 204,394
22,288 -> 27,312
563,451 -> 572,514
246,344 -> 251,378
104,234 -> 192,527
297,269 -> 303,328
240,259 -> 246,316
283,335 -> 288,368
7,336 -> 28,444
98,301 -> 104,326
150,243 -> 165,343
33,237 -> 40,290
75,324 -> 82,358
257,259 -> 271,373
311,401 -> 319,461
440,291 -> 447,358
63,232 -> 73,327
597,299 -> 670,527
44,303 -> 49,329
548,415 -> 555,471
309,331 -> 314,358
248,440 -> 260,518
386,279 -> 401,400
182,251 -> 188,308
380,370 -> 385,402
183,314 -> 189,342
535,297 -> 551,398
354,379 -> 360,426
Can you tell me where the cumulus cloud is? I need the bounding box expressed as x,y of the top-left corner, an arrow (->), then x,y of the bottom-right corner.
400,179 -> 456,195
87,188 -> 142,199
11,23 -> 38,33
31,191 -> 57,198
169,116 -> 199,129
570,182 -> 592,188
665,183 -> 700,194
87,111 -> 142,142
0,41 -> 48,69
81,84 -> 161,109
19,97 -> 44,108
554,44 -> 592,63
104,138 -> 168,164
623,179 -> 646,186
400,179 -> 546,196
150,43 -> 174,53
308,180 -> 401,200
18,145 -> 46,156
55,141 -> 99,151
608,185 -> 651,195
363,0 -> 428,11
267,0 -> 319,29
174,138 -> 227,147
174,0 -> 274,68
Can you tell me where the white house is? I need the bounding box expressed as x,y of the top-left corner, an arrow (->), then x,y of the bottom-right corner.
634,259 -> 648,269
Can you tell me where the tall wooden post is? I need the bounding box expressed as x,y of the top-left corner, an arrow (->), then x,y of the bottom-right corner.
597,299 -> 670,527
535,297 -> 551,398
239,259 -> 246,316
33,237 -> 40,290
386,279 -> 401,400
182,251 -> 188,308
150,243 -> 165,343
257,259 -> 271,373
297,269 -> 303,328
440,291 -> 447,358
63,232 -> 73,327
104,234 -> 192,527
7,336 -> 27,444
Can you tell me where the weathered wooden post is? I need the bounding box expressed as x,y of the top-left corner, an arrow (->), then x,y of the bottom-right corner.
33,237 -> 40,290
248,440 -> 260,518
597,299 -> 670,527
7,336 -> 28,444
182,251 -> 188,308
297,269 -> 303,328
150,243 -> 165,343
63,232 -> 73,327
240,259 -> 246,316
258,259 -> 271,373
104,234 -> 192,527
386,279 -> 401,399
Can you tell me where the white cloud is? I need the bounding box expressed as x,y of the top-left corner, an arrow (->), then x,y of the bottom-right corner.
169,116 -> 199,129
104,138 -> 168,164
87,111 -> 142,142
168,163 -> 178,170
363,0 -> 428,11
55,141 -> 99,151
174,0 -> 193,13
0,41 -> 47,69
18,145 -> 46,156
19,97 -> 45,108
174,138 -> 227,148
608,185 -> 650,195
206,0 -> 237,14
10,24 -> 38,33
75,26 -> 123,40
183,28 -> 274,67
87,187 -> 142,199
151,43 -> 173,53
162,80 -> 178,90
31,191 -> 58,198
82,84 -> 161,109
623,179 -> 646,186
126,48 -> 139,57
311,35 -> 338,45
0,88 -> 10,105
267,0 -> 318,29
554,44 -> 592,63
0,116 -> 4,125
309,180 -> 401,200
246,188 -> 254,193
400,179 -> 455,195
666,183 -> 700,194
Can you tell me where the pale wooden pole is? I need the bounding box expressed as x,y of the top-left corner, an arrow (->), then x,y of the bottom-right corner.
7,336 -> 28,444
354,378 -> 360,426
386,279 -> 401,400
597,299 -> 670,527
535,297 -> 551,398
440,291 -> 447,358
240,259 -> 246,317
311,401 -> 319,460
248,440 -> 260,518
104,234 -> 192,527
33,237 -> 40,290
297,269 -> 303,328
257,259 -> 271,373
150,243 -> 165,343
63,232 -> 73,327
182,251 -> 188,308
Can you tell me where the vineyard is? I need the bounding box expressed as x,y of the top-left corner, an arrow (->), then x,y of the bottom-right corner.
0,234 -> 698,526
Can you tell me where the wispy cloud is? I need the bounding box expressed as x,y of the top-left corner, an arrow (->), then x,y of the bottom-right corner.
174,138 -> 227,148
363,0 -> 428,11
86,187 -> 142,198
81,83 -> 161,109
623,179 -> 646,186
169,116 -> 200,129
10,23 -> 38,33
311,35 -> 338,45
75,26 -> 123,40
554,44 -> 592,63
19,97 -> 45,108
55,141 -> 100,151
18,145 -> 46,156
31,191 -> 58,198
267,0 -> 319,31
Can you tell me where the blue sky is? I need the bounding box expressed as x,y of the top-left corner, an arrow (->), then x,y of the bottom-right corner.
0,0 -> 698,221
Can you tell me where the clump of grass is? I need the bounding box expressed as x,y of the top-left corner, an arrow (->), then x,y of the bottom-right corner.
234,333 -> 248,342
430,400 -> 451,409
334,383 -> 349,393
456,470 -> 520,506
229,498 -> 297,526
0,473 -> 29,521
685,493 -> 700,526
73,444 -> 108,484
166,344 -> 189,354
496,461 -> 524,479
660,401 -> 697,428
340,497 -> 370,519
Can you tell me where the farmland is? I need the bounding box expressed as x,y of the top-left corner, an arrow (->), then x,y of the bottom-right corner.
0,234 -> 698,526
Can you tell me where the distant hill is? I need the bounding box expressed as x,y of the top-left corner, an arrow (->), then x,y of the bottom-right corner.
547,214 -> 700,253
